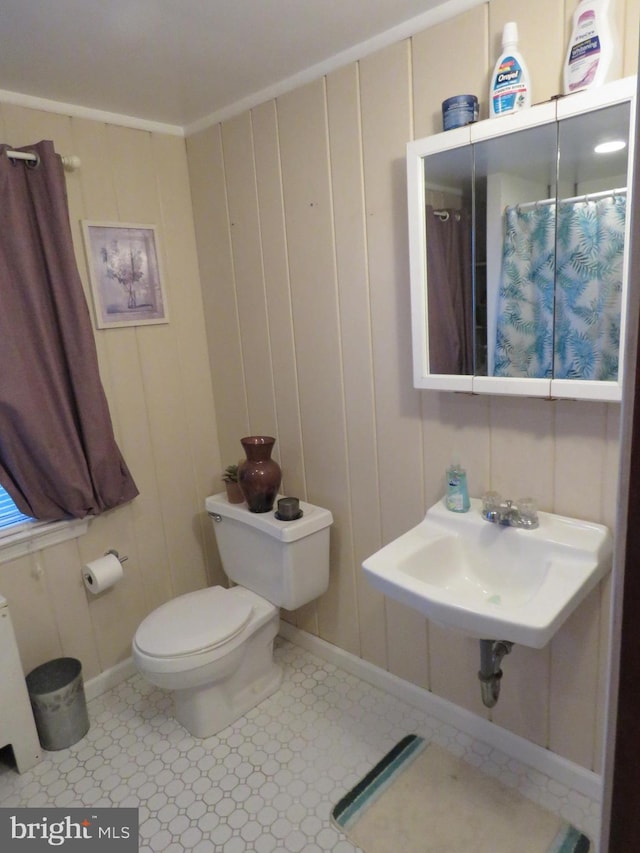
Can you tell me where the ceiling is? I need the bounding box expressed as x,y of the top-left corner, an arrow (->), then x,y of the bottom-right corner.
0,0 -> 455,131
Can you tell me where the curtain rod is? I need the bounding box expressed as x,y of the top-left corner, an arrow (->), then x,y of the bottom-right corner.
5,149 -> 81,172
512,187 -> 626,213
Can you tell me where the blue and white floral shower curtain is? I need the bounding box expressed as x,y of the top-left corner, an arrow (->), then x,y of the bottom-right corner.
494,195 -> 625,380
493,204 -> 555,377
555,196 -> 625,380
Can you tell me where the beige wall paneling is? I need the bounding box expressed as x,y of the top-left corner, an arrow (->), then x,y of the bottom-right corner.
359,41 -> 423,541
554,401 -> 609,522
489,0 -> 565,104
490,643 -> 550,747
187,126 -> 249,465
591,405 -> 622,771
623,0 -> 640,76
550,401 -> 610,766
107,124 -> 210,599
549,586 -> 602,768
41,540 -> 101,680
420,392 -> 491,504
602,405 -> 622,530
151,132 -> 223,588
614,0 -> 627,70
77,508 -> 144,671
486,397 -> 554,744
326,63 -> 387,668
276,79 -> 359,652
251,101 -> 305,498
428,626 -> 490,716
221,114 -> 278,441
359,42 -> 429,686
251,100 -> 305,629
0,103 -> 73,159
78,126 -> 166,660
412,3 -> 489,134
70,118 -> 174,618
0,556 -> 62,675
69,117 -> 130,355
94,126 -> 181,609
488,397 -> 555,508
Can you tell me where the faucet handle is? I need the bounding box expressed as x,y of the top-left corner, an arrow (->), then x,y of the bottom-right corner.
517,497 -> 538,525
482,491 -> 502,514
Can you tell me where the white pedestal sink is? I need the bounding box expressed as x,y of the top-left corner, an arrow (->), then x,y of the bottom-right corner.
363,498 -> 613,648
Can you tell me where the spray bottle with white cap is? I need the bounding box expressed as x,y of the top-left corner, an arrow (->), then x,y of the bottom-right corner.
490,22 -> 531,118
563,0 -> 620,94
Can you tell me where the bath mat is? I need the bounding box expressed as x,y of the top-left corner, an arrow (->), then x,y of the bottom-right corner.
332,735 -> 591,853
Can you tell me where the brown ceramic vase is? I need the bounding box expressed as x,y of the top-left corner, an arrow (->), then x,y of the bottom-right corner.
238,436 -> 282,513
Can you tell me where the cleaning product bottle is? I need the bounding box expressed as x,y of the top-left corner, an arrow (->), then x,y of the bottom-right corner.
563,0 -> 620,95
446,463 -> 470,513
490,22 -> 531,118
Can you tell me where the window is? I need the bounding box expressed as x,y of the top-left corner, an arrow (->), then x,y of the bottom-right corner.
0,485 -> 34,535
0,484 -> 89,564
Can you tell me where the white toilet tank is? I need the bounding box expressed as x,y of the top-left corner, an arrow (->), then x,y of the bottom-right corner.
206,493 -> 332,610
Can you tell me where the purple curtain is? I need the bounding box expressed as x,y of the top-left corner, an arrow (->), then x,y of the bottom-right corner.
0,140 -> 138,520
425,205 -> 474,375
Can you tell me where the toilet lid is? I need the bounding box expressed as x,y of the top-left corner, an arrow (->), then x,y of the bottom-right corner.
135,587 -> 253,658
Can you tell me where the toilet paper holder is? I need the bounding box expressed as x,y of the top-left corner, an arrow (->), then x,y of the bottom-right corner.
106,549 -> 128,564
82,549 -> 129,595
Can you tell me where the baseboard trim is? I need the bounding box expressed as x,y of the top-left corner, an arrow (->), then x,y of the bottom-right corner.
278,622 -> 603,804
84,657 -> 136,702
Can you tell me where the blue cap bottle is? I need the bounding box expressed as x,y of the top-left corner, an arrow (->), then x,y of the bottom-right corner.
446,463 -> 470,512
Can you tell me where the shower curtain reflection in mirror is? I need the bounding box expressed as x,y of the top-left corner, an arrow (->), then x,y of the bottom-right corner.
494,194 -> 625,380
425,205 -> 473,375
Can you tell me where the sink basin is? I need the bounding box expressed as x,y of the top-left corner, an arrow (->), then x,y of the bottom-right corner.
362,498 -> 613,648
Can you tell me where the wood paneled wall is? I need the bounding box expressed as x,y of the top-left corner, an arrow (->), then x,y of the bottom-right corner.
188,0 -> 640,771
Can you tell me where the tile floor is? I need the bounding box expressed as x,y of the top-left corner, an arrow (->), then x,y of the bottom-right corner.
0,638 -> 601,852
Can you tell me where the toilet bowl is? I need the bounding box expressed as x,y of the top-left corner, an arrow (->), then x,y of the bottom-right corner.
133,586 -> 282,737
132,493 -> 332,737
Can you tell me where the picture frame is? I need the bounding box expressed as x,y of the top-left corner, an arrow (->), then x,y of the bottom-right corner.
81,221 -> 169,329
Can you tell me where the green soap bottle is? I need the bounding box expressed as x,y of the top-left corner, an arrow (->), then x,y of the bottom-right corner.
446,463 -> 470,512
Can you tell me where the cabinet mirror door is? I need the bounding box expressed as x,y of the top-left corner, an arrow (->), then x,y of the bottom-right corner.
422,144 -> 474,377
474,121 -> 558,381
411,82 -> 633,400
552,100 -> 630,391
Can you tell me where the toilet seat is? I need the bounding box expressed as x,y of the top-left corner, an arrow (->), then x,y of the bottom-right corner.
134,586 -> 253,658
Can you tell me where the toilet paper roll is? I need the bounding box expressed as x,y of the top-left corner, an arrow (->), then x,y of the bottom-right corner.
82,553 -> 123,594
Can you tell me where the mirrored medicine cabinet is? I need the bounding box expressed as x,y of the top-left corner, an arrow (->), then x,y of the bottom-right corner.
407,76 -> 637,401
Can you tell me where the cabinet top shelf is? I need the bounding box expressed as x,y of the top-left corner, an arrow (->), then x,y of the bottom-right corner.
408,76 -> 637,158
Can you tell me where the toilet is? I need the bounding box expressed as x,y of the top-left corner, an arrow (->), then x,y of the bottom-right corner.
132,492 -> 332,737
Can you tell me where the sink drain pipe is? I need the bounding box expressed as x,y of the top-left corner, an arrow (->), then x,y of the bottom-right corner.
478,640 -> 514,708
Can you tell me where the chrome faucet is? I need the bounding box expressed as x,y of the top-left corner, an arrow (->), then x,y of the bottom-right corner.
481,492 -> 539,529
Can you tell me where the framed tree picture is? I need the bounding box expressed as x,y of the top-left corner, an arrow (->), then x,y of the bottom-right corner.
81,221 -> 169,328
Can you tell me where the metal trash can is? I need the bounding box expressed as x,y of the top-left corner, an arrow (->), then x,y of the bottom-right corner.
26,657 -> 90,750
